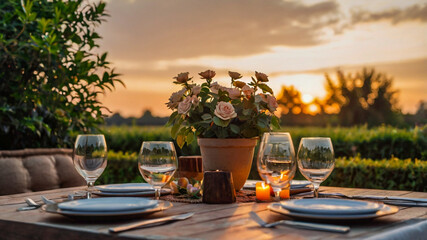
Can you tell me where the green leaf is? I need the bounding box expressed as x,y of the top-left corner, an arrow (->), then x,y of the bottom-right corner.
176,134 -> 185,149
213,116 -> 230,127
186,131 -> 195,145
171,117 -> 183,138
230,124 -> 240,134
165,111 -> 178,127
243,109 -> 252,116
258,83 -> 273,94
271,116 -> 281,129
201,113 -> 212,121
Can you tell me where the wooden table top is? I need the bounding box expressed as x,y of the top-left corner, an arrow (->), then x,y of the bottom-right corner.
0,186 -> 426,240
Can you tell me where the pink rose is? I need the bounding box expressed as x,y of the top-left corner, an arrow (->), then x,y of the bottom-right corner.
166,88 -> 186,109
266,95 -> 278,112
191,95 -> 199,106
173,72 -> 190,83
178,96 -> 192,114
255,71 -> 269,82
228,71 -> 242,80
214,101 -> 237,120
225,88 -> 241,99
210,82 -> 225,94
191,85 -> 202,96
242,85 -> 254,97
199,70 -> 216,79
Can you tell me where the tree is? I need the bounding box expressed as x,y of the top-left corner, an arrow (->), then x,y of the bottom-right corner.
0,0 -> 122,149
324,68 -> 401,126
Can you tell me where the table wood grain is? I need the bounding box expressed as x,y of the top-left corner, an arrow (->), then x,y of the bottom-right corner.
0,186 -> 426,240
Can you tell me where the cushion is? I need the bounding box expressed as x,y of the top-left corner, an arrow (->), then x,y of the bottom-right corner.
0,149 -> 86,195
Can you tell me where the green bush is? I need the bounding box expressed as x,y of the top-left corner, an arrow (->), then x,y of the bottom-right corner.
97,151 -> 144,185
101,125 -> 426,160
0,0 -> 122,149
323,157 -> 427,192
97,151 -> 426,192
100,126 -> 200,156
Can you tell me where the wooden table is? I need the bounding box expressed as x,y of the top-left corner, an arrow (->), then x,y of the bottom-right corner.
0,186 -> 426,240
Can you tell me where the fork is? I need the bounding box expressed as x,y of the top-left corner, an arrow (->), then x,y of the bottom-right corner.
249,211 -> 350,233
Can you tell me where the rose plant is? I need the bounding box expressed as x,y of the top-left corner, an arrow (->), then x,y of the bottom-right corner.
166,70 -> 280,148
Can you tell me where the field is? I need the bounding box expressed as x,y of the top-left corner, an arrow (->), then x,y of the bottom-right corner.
98,125 -> 427,191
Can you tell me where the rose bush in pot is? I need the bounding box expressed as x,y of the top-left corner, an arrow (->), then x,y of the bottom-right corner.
166,70 -> 280,190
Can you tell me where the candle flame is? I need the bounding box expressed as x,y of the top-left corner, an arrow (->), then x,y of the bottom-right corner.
261,182 -> 269,189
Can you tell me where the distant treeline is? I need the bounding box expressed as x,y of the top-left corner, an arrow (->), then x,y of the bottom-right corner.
105,68 -> 426,128
105,110 -> 168,126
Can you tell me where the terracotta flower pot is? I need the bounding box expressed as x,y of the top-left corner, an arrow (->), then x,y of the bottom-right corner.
197,138 -> 258,191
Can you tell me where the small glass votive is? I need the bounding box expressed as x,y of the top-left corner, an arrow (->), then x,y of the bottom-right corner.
256,182 -> 271,201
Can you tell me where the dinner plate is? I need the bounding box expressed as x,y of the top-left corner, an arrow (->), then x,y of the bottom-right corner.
280,198 -> 382,215
45,201 -> 172,221
268,202 -> 398,221
95,183 -> 154,193
58,197 -> 158,212
243,180 -> 311,190
93,188 -> 171,197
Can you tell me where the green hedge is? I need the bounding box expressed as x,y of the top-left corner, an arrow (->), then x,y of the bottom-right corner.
323,157 -> 427,192
97,151 -> 143,185
97,151 -> 426,192
100,125 -> 426,160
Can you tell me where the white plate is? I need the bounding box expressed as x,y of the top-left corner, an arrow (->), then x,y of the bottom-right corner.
93,188 -> 171,197
95,183 -> 154,193
58,197 -> 158,212
243,180 -> 311,190
280,198 -> 382,215
269,202 -> 398,221
45,201 -> 172,220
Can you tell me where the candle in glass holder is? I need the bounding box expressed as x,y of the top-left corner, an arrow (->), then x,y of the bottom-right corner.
256,182 -> 271,201
279,188 -> 290,199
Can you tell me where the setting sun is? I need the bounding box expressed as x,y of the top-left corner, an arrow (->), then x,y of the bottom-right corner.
302,94 -> 314,104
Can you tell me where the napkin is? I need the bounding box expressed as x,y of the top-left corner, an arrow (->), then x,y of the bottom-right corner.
364,219 -> 427,240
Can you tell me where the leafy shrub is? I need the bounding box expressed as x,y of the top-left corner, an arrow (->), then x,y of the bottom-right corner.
101,125 -> 426,160
97,151 -> 144,185
0,0 -> 122,149
100,126 -> 200,156
97,151 -> 426,192
323,157 -> 427,192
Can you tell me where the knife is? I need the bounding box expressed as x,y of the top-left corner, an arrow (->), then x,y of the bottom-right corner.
109,212 -> 195,233
320,193 -> 427,203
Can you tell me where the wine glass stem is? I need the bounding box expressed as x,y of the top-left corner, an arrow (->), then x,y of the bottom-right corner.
154,187 -> 161,200
86,181 -> 95,199
312,182 -> 320,198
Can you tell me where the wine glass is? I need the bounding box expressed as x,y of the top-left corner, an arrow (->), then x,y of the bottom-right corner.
297,137 -> 335,198
73,134 -> 108,199
138,141 -> 177,200
257,132 -> 297,199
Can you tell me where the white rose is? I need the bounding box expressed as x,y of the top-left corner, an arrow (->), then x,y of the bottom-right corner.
225,88 -> 241,99
242,85 -> 254,97
214,101 -> 237,120
166,88 -> 186,109
177,96 -> 192,114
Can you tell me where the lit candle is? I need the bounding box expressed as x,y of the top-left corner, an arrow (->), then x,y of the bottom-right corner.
256,182 -> 271,201
279,188 -> 290,199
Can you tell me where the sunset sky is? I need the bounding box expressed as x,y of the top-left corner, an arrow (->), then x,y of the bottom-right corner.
98,0 -> 427,117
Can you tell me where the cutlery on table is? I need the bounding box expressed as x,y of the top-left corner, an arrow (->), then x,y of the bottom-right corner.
249,211 -> 350,233
109,212 -> 195,233
319,193 -> 427,206
41,196 -> 56,205
17,198 -> 42,211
